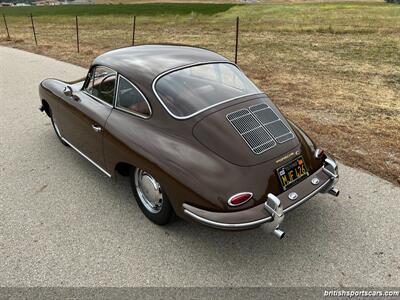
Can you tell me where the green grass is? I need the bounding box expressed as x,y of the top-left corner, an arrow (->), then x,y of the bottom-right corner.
0,3 -> 236,17
222,2 -> 400,26
1,2 -> 399,183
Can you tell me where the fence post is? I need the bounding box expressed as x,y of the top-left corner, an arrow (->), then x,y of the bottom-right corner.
75,16 -> 80,53
132,16 -> 136,46
235,16 -> 239,64
2,14 -> 10,40
30,13 -> 37,46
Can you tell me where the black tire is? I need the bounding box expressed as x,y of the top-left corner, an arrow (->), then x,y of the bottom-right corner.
49,107 -> 69,147
129,167 -> 175,225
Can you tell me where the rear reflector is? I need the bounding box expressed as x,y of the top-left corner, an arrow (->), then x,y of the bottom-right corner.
228,192 -> 253,207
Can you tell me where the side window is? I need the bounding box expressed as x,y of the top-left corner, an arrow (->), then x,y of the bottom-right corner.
85,69 -> 94,93
116,76 -> 151,117
85,66 -> 117,105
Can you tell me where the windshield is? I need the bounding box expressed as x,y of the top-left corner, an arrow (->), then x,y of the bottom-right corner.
154,63 -> 261,118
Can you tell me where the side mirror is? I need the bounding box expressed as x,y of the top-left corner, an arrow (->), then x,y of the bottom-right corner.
63,86 -> 73,97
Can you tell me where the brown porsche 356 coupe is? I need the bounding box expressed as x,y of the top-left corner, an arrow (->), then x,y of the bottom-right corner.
39,45 -> 339,239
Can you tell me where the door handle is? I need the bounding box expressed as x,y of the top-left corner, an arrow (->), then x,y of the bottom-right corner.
92,124 -> 102,133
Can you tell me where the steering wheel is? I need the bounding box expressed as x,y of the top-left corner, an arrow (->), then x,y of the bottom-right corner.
99,74 -> 115,96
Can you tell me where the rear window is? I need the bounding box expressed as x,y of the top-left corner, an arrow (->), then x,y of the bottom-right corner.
154,63 -> 260,118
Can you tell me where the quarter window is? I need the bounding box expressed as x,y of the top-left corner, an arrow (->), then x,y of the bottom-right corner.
85,66 -> 117,105
116,76 -> 151,117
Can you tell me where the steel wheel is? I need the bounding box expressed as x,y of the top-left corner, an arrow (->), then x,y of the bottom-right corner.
134,168 -> 163,214
130,167 -> 176,225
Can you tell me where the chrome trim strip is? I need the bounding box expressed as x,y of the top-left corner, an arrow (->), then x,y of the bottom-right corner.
184,176 -> 331,229
151,61 -> 263,120
115,74 -> 152,119
61,137 -> 112,178
184,208 -> 273,229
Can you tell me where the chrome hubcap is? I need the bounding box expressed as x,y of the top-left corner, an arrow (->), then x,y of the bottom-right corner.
134,169 -> 163,213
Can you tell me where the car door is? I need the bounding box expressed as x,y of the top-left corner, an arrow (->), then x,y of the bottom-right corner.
56,66 -> 117,173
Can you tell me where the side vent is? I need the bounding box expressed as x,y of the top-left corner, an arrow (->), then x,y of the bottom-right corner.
227,103 -> 295,154
226,109 -> 276,154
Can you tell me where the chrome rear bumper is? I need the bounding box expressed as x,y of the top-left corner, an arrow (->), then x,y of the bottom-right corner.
183,157 -> 339,239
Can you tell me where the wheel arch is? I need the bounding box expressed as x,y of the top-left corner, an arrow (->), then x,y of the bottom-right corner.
114,161 -> 135,177
41,99 -> 51,117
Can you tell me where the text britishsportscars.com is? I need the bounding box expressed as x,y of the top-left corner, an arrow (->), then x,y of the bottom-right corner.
324,290 -> 400,298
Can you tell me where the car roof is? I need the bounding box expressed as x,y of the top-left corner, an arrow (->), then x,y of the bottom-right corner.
92,44 -> 230,85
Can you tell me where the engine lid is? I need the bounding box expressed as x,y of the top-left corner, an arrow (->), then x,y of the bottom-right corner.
192,95 -> 300,167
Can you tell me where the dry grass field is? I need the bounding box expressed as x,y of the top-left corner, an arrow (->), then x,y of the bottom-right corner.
1,2 -> 399,184
94,0 -> 384,3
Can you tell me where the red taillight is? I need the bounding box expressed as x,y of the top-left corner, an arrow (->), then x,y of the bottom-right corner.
314,148 -> 324,159
228,192 -> 253,207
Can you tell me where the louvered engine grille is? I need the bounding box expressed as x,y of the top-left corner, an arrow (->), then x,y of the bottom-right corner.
249,104 -> 294,144
226,109 -> 276,154
227,103 -> 294,154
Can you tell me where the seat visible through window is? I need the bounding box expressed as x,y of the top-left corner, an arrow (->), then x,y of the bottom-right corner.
116,76 -> 150,117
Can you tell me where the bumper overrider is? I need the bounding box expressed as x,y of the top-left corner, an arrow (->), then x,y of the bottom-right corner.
183,157 -> 339,239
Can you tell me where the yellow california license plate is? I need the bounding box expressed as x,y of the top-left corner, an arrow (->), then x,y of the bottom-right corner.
277,156 -> 309,191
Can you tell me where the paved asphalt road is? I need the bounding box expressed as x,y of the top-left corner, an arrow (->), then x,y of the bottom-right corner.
0,46 -> 399,288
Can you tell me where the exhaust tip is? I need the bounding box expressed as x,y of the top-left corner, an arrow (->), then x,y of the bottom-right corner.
273,228 -> 285,239
329,188 -> 340,197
